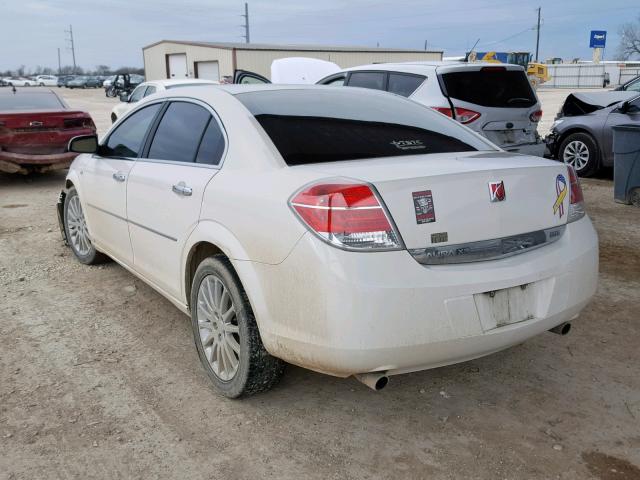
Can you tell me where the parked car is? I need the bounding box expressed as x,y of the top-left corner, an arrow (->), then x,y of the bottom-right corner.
5,77 -> 33,87
545,91 -> 640,176
615,75 -> 640,93
66,76 -> 102,89
102,75 -> 116,88
57,85 -> 597,397
0,88 -> 96,174
35,75 -> 58,86
316,63 -> 545,155
57,75 -> 74,88
111,79 -> 218,123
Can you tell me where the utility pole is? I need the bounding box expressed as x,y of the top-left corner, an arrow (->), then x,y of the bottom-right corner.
57,48 -> 61,75
535,7 -> 541,62
424,40 -> 428,51
241,3 -> 250,44
65,24 -> 77,73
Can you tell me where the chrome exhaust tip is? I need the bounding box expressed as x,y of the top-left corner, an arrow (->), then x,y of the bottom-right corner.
549,322 -> 571,335
354,372 -> 389,391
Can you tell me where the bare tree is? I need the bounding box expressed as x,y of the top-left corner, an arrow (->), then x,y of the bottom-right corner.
618,15 -> 640,60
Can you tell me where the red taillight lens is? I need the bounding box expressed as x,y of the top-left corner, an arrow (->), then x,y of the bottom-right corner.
290,180 -> 402,250
431,107 -> 480,124
64,117 -> 96,130
529,110 -> 543,122
567,166 -> 585,222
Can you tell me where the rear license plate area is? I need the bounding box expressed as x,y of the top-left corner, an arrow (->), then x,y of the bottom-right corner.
474,283 -> 536,331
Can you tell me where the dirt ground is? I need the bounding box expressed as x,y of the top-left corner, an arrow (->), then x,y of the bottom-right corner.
1,88 -> 640,480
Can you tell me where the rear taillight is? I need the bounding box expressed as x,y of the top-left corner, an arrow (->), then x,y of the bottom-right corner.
529,110 -> 543,122
432,107 -> 480,124
64,117 -> 95,131
289,180 -> 402,250
567,166 -> 585,223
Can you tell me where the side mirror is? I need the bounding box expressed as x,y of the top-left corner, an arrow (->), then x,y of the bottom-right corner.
68,135 -> 98,154
619,101 -> 630,114
119,92 -> 129,102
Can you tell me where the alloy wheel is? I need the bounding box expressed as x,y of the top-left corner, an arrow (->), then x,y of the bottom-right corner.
66,195 -> 92,256
562,140 -> 590,171
196,275 -> 241,381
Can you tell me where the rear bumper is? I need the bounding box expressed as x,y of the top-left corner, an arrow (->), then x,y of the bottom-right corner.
246,216 -> 598,377
0,150 -> 77,174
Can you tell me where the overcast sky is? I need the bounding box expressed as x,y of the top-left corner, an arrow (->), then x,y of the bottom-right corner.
1,0 -> 638,71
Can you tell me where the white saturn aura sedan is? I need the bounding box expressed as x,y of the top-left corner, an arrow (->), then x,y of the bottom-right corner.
57,85 -> 598,397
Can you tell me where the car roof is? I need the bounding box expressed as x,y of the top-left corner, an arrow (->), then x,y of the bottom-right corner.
339,61 -> 524,74
144,79 -> 219,87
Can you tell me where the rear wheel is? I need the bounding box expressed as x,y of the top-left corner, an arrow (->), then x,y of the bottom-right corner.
559,132 -> 599,177
63,187 -> 109,265
190,255 -> 284,398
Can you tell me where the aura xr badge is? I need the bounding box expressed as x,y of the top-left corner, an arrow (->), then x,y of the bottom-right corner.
488,181 -> 506,202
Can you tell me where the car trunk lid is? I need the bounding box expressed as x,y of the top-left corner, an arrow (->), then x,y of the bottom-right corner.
293,151 -> 570,250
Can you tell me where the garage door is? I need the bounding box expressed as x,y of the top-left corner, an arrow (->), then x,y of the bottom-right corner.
167,53 -> 188,79
196,61 -> 220,81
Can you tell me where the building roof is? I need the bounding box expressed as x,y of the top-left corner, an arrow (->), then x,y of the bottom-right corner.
143,40 -> 442,54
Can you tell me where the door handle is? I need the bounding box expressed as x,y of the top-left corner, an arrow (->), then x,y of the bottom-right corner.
172,182 -> 192,196
112,172 -> 126,182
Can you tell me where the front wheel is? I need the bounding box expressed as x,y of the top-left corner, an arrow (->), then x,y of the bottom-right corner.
63,187 -> 109,265
559,132 -> 599,177
190,255 -> 284,398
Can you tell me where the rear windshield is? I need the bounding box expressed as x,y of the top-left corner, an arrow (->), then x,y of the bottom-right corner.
441,69 -> 536,108
235,89 -> 493,166
0,93 -> 64,111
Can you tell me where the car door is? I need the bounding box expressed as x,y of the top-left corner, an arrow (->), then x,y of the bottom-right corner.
233,70 -> 271,84
602,96 -> 640,165
80,102 -> 163,265
126,99 -> 226,298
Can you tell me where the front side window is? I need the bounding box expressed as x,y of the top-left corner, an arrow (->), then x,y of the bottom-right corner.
144,86 -> 157,97
129,85 -> 146,103
347,72 -> 386,91
236,89 -> 494,166
101,103 -> 161,158
388,73 -> 426,97
147,102 -> 211,163
626,79 -> 640,93
320,75 -> 346,86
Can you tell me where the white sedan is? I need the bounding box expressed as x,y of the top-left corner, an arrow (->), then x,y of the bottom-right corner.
58,85 -> 598,397
110,79 -> 218,123
35,75 -> 58,86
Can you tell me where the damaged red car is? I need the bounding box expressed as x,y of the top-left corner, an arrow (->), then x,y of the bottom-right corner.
0,88 -> 96,174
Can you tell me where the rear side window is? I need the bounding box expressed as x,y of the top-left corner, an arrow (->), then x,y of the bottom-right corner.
388,73 -> 425,97
347,72 -> 386,91
148,102 -> 210,163
195,119 -> 225,165
441,69 -> 536,108
236,89 -> 493,166
101,103 -> 161,158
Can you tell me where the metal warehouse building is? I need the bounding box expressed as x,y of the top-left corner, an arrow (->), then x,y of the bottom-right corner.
142,40 -> 443,82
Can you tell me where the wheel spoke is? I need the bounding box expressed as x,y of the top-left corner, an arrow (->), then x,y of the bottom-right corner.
226,334 -> 240,354
222,306 -> 235,323
223,322 -> 239,334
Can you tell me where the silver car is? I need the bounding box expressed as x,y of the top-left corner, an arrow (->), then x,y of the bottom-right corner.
317,62 -> 545,156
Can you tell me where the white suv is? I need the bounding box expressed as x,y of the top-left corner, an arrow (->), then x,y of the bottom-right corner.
318,62 -> 545,156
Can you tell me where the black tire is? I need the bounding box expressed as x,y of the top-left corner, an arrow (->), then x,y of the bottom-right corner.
558,132 -> 600,177
63,187 -> 110,265
190,255 -> 284,398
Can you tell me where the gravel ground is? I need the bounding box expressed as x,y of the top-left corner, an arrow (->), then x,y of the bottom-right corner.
1,88 -> 639,480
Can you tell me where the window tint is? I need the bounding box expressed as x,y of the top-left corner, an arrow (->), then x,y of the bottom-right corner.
441,69 -> 536,108
144,86 -> 157,96
101,103 -> 161,158
388,73 -> 425,97
195,119 -> 225,165
148,102 -> 211,163
239,74 -> 268,85
235,89 -> 492,166
0,92 -> 64,110
129,85 -> 146,103
627,79 -> 640,93
347,72 -> 386,91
